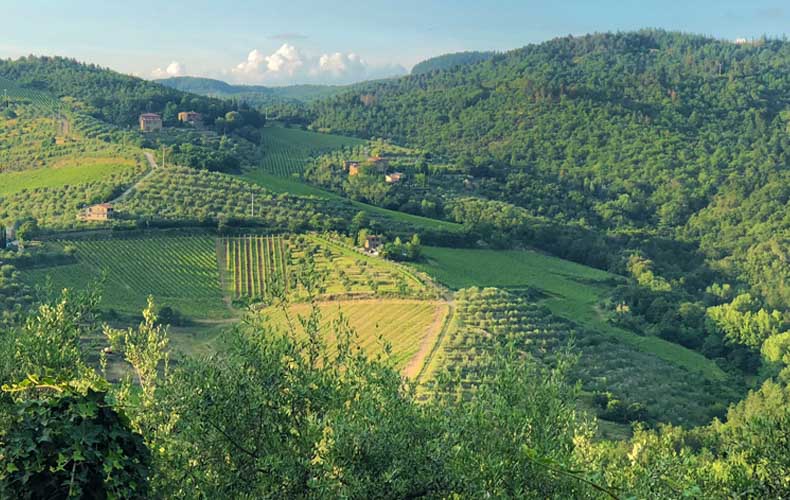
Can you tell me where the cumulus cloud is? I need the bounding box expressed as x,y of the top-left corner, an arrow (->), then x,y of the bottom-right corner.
230,44 -> 406,85
151,61 -> 186,78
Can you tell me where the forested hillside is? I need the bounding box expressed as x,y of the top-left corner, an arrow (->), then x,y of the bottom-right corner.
0,57 -> 242,128
157,76 -> 347,105
411,50 -> 497,75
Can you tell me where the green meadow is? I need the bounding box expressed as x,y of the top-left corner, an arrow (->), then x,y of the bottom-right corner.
0,157 -> 138,196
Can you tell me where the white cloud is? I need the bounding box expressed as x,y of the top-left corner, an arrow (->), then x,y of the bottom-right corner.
230,44 -> 405,85
151,61 -> 186,79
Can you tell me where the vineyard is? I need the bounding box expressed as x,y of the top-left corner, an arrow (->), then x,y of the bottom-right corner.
263,299 -> 449,372
258,126 -> 364,177
0,76 -> 59,113
221,235 -> 290,299
219,234 -> 432,301
22,236 -> 227,319
422,287 -> 743,428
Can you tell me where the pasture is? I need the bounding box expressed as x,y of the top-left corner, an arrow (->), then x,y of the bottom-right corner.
262,299 -> 449,373
415,246 -> 726,381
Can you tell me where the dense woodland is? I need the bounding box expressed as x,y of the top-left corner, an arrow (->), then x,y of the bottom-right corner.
410,50 -> 497,75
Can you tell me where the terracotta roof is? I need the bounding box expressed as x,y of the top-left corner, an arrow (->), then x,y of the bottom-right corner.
140,113 -> 161,119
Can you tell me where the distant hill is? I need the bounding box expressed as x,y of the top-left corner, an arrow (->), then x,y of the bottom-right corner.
0,56 -> 243,128
411,51 -> 497,75
156,76 -> 348,106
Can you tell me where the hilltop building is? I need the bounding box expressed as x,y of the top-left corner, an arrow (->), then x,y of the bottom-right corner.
79,203 -> 114,222
139,113 -> 163,132
178,111 -> 202,126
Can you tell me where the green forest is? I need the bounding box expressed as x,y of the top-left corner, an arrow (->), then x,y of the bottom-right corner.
0,30 -> 789,498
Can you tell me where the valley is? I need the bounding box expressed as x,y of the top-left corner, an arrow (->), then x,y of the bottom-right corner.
0,27 -> 788,498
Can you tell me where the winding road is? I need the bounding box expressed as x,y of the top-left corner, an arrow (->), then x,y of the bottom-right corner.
109,151 -> 158,204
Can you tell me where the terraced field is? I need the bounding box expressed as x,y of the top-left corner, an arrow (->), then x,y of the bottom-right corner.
263,299 -> 449,372
258,126 -> 364,177
22,236 -> 227,318
422,287 -> 742,427
220,234 -> 431,301
415,246 -> 726,381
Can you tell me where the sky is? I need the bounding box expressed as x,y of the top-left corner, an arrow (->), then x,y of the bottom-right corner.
1,0 -> 787,86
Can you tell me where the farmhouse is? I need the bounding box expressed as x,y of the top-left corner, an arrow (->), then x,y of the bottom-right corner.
363,235 -> 384,254
385,172 -> 404,184
79,203 -> 114,222
178,111 -> 202,126
348,164 -> 361,177
139,113 -> 163,132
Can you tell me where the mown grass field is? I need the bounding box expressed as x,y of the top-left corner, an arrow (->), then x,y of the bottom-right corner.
22,236 -> 228,319
263,299 -> 449,372
0,157 -> 140,196
415,246 -> 726,381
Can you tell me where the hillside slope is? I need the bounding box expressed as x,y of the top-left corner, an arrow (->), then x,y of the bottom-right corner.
309,30 -> 789,308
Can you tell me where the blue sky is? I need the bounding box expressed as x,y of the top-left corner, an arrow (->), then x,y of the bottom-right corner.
2,0 -> 787,85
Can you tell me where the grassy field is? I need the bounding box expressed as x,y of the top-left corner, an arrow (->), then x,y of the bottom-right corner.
259,126 -> 365,176
0,157 -> 140,196
262,299 -> 449,372
22,236 -> 228,319
415,246 -> 726,381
